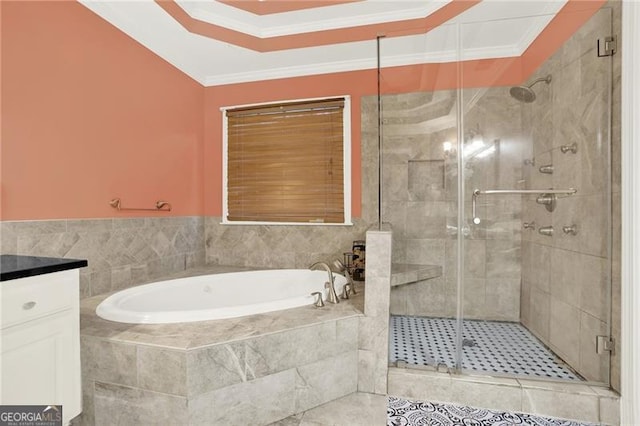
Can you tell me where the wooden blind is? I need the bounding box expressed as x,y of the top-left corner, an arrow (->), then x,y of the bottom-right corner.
226,98 -> 345,223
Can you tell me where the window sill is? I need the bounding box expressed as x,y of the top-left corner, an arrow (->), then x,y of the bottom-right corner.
220,221 -> 354,226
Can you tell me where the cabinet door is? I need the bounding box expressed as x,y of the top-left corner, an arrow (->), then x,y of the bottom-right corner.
1,312 -> 77,408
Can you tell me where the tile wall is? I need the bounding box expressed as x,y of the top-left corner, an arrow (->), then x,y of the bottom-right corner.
78,302 -> 359,426
374,85 -> 524,322
0,217 -> 205,298
519,6 -> 618,384
203,218 -> 373,269
376,3 -> 621,388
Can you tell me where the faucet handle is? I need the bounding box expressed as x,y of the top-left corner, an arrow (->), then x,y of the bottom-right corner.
311,292 -> 325,307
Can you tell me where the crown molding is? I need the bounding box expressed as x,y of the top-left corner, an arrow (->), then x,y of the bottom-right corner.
177,0 -> 452,38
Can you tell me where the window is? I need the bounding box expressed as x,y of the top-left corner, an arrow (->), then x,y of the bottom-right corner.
222,96 -> 351,224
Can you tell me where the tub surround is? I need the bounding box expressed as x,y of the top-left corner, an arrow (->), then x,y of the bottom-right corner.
0,217 -> 206,299
78,264 -> 363,426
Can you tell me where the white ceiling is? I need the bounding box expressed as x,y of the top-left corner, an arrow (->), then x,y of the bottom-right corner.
79,0 -> 568,86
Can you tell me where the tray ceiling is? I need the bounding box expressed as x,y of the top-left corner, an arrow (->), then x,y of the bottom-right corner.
79,0 -> 573,86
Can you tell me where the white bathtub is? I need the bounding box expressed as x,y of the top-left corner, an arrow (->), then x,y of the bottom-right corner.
96,269 -> 348,324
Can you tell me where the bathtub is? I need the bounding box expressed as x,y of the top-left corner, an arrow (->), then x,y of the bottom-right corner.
96,269 -> 348,324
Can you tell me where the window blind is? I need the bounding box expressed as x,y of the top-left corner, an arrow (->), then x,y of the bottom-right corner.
226,98 -> 345,223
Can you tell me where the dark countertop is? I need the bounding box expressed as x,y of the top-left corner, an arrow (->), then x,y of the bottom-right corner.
0,254 -> 88,281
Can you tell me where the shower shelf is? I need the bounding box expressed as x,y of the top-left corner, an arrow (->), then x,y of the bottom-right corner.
471,188 -> 577,224
391,263 -> 442,287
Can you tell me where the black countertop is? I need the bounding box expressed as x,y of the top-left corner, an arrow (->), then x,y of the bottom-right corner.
0,255 -> 88,281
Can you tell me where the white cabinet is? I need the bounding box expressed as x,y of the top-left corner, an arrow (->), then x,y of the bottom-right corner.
1,269 -> 81,424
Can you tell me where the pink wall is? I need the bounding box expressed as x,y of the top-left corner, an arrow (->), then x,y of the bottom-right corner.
1,0 -> 602,221
1,1 -> 204,220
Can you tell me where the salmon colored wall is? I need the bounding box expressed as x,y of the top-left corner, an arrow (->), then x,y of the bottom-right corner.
1,1 -> 204,221
1,0 -> 602,221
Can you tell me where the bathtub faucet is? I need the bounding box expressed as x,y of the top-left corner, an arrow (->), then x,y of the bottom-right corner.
309,262 -> 339,304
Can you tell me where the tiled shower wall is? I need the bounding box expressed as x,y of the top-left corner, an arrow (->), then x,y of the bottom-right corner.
519,6 -> 618,384
376,3 -> 621,388
0,217 -> 205,298
377,86 -> 524,322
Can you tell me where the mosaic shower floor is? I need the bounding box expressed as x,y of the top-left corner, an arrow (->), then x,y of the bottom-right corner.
387,396 -> 598,426
389,316 -> 581,381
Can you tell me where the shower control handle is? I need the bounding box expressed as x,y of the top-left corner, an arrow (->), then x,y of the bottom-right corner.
538,226 -> 554,237
536,193 -> 557,212
538,164 -> 554,174
523,221 -> 536,230
562,224 -> 578,235
560,143 -> 578,154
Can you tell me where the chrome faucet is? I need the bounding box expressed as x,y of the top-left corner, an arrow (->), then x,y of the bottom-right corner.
332,258 -> 357,295
309,262 -> 339,304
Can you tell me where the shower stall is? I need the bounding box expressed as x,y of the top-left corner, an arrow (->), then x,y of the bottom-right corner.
379,4 -> 614,386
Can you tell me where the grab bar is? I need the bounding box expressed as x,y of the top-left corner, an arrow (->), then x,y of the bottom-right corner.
471,188 -> 576,224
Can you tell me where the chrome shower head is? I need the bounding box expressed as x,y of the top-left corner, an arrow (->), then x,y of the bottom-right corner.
509,74 -> 552,103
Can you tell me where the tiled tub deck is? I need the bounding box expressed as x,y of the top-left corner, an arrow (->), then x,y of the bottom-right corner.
76,266 -> 363,426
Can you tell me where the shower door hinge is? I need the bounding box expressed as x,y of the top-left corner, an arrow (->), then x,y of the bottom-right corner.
596,335 -> 615,354
597,36 -> 617,57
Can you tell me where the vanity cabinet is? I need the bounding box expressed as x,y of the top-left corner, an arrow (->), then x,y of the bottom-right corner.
1,256 -> 87,425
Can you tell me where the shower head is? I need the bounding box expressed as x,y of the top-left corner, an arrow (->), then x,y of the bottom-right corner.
509,74 -> 552,103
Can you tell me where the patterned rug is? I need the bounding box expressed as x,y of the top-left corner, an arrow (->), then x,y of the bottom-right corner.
387,396 -> 599,426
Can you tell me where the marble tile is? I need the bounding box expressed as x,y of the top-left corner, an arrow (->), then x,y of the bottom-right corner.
529,287 -> 550,342
549,299 -> 581,371
357,316 -> 388,353
5,216 -> 205,298
387,368 -> 452,403
485,240 -> 521,279
404,277 -> 446,317
296,392 -> 387,426
449,379 -> 522,412
520,279 -> 531,327
294,351 -> 358,413
81,336 -> 137,387
357,350 -> 376,394
243,321 -> 339,379
599,396 -> 620,426
578,312 -> 608,383
94,382 -> 188,426
485,278 -> 520,321
404,239 -> 445,267
549,247 -> 581,308
189,369 -> 296,426
137,346 -> 187,396
521,388 -> 599,424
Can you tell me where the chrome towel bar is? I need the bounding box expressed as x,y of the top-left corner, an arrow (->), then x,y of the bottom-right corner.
471,188 -> 576,224
109,198 -> 172,212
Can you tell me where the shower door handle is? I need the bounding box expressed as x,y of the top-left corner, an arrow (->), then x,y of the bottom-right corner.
471,188 -> 577,225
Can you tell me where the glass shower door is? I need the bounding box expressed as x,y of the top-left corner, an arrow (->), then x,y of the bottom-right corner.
379,23 -> 462,371
459,7 -> 613,384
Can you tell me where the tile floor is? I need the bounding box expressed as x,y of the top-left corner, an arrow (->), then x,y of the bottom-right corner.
389,316 -> 581,380
273,393 -> 599,425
